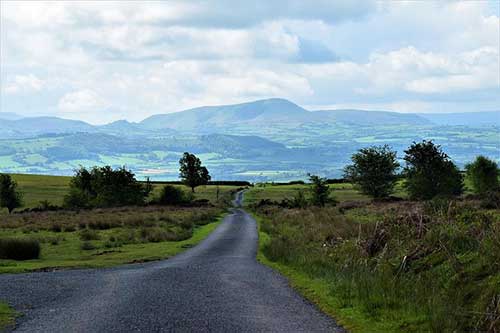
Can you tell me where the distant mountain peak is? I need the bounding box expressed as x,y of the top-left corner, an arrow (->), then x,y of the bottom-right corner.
0,112 -> 24,120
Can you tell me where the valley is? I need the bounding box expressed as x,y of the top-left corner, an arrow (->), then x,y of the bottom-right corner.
1,99 -> 498,181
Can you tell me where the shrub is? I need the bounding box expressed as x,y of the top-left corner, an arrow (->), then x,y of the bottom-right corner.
466,156 -> 499,194
309,174 -> 333,207
344,145 -> 400,199
140,227 -> 191,243
481,190 -> 500,209
63,166 -> 152,209
157,185 -> 187,206
403,140 -> 463,200
37,200 -> 59,212
0,238 -> 40,260
63,225 -> 77,232
49,223 -> 62,232
79,229 -> 100,241
80,241 -> 96,251
0,174 -> 23,213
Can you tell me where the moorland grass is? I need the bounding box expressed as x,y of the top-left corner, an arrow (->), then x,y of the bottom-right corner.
0,302 -> 15,331
0,206 -> 224,273
252,196 -> 500,332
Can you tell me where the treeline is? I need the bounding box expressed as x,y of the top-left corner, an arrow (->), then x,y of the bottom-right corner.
147,180 -> 252,187
0,152 -> 219,213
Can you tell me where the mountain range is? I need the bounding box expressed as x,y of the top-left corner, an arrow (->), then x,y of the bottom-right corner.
0,99 -> 499,181
1,99 -> 498,139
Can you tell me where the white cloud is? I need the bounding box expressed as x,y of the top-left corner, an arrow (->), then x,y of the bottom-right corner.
58,89 -> 108,113
0,1 -> 498,122
4,74 -> 44,94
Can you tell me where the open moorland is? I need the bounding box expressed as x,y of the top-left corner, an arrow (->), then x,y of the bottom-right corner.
0,174 -> 241,274
246,181 -> 500,332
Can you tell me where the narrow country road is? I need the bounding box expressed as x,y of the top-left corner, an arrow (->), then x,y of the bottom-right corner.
0,192 -> 343,332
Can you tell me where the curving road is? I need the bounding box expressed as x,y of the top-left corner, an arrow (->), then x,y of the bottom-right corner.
0,192 -> 343,332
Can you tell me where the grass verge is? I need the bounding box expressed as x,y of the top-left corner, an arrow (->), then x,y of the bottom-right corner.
252,199 -> 500,332
254,214 -> 392,332
0,302 -> 16,331
0,214 -> 224,274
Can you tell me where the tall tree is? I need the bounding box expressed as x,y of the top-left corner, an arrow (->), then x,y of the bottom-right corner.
179,152 -> 211,192
403,140 -> 463,200
0,174 -> 23,213
344,145 -> 400,199
465,156 -> 499,194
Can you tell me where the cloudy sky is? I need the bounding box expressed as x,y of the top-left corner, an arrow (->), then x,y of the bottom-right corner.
1,0 -> 499,124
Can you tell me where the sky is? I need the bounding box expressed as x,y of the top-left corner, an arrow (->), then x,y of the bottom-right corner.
0,0 -> 499,124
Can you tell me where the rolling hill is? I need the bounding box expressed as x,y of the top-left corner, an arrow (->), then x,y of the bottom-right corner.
1,98 -> 498,180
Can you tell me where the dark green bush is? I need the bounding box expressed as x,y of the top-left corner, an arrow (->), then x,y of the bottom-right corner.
64,166 -> 152,209
140,227 -> 191,243
79,229 -> 100,241
157,185 -> 188,206
344,145 -> 400,199
466,156 -> 499,194
0,238 -> 40,260
0,174 -> 23,213
309,174 -> 333,207
80,241 -> 96,251
403,140 -> 463,200
49,223 -> 62,232
481,190 -> 500,209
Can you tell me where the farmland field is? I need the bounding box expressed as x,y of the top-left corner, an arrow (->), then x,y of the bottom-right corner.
4,174 -> 240,213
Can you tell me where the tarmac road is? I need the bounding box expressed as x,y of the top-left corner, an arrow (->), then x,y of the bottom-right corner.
0,192 -> 343,332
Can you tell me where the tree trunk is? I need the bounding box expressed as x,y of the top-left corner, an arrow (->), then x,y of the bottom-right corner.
191,186 -> 195,193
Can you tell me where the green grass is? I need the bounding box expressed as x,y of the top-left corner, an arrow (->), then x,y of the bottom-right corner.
255,215 -> 392,332
250,186 -> 500,332
10,174 -> 71,209
150,184 -> 240,204
245,183 -> 371,206
4,173 -> 239,213
0,213 -> 224,274
0,302 -> 15,331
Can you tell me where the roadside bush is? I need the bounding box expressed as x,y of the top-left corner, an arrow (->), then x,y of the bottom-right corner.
79,229 -> 100,241
0,238 -> 40,260
344,145 -> 400,199
63,166 -> 152,209
403,140 -> 463,200
309,174 -> 333,207
49,223 -> 62,232
63,225 -> 77,232
466,156 -> 499,194
481,190 -> 500,209
0,174 -> 23,213
80,241 -> 96,251
140,227 -> 192,243
157,185 -> 188,206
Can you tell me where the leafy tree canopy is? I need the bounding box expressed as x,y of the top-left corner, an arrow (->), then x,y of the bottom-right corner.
466,155 -> 499,194
179,152 -> 211,192
403,140 -> 463,200
0,174 -> 23,213
344,145 -> 400,199
64,166 -> 152,208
